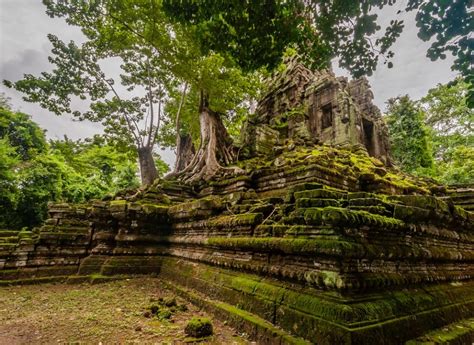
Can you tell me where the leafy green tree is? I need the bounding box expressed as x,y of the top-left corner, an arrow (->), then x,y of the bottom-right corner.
386,95 -> 434,174
164,0 -> 473,106
11,0 -> 262,182
0,105 -> 143,228
0,137 -> 20,228
4,34 -> 171,185
50,136 -> 142,201
407,0 -> 472,82
421,78 -> 473,156
164,1 -> 471,75
15,153 -> 69,228
435,146 -> 474,185
0,107 -> 47,160
420,79 -> 474,184
162,0 -> 404,76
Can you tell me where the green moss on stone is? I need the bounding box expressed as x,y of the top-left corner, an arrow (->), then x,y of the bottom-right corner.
185,317 -> 213,338
208,213 -> 263,228
303,207 -> 404,229
206,237 -> 364,257
294,189 -> 347,200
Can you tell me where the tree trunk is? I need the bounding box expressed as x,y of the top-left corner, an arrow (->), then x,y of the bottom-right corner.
138,146 -> 158,186
179,102 -> 238,182
174,133 -> 195,173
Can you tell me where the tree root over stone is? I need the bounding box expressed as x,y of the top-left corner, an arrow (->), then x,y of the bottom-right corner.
176,106 -> 244,183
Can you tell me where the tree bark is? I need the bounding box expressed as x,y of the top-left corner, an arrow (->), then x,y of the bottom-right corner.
174,133 -> 195,173
179,103 -> 238,182
138,146 -> 158,186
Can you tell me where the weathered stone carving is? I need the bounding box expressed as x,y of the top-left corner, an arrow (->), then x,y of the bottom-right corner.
243,58 -> 391,164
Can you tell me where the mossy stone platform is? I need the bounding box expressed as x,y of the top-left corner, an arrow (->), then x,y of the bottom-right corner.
1,145 -> 473,344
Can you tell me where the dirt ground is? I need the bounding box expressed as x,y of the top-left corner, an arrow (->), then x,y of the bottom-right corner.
0,277 -> 251,344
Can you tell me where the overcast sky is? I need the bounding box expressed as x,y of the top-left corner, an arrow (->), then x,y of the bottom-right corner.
0,1 -> 459,166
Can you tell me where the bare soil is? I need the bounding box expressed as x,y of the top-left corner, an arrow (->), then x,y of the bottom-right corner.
0,277 -> 251,344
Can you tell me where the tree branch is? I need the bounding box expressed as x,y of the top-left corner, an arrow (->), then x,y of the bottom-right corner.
99,75 -> 142,147
175,82 -> 188,148
146,60 -> 155,148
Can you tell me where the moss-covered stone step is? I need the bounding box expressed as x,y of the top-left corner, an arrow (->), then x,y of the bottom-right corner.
0,276 -> 69,286
203,236 -> 474,263
158,256 -> 474,345
0,265 -> 79,282
231,203 -> 274,216
347,205 -> 392,216
406,317 -> 474,345
98,256 -> 164,276
164,279 -> 311,345
255,164 -> 357,194
295,198 -> 341,208
230,203 -> 253,213
207,213 -> 263,229
294,189 -> 347,201
0,230 -> 19,238
0,236 -> 19,244
302,207 -> 404,228
254,224 -> 337,238
0,243 -> 17,251
168,196 -> 223,220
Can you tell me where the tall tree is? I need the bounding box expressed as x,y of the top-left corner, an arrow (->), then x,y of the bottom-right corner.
0,105 -> 47,160
0,137 -> 20,228
420,78 -> 474,184
5,36 -> 170,185
37,0 -> 262,182
0,106 -> 142,228
162,0 -> 403,76
421,78 -> 473,156
386,95 -> 434,174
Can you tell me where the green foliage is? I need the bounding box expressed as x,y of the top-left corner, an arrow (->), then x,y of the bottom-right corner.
434,145 -> 474,185
0,107 -> 47,160
163,1 -> 472,104
162,0 -> 405,77
0,138 -> 20,227
0,107 -> 142,229
420,79 -> 474,184
421,78 -> 473,158
50,137 -> 141,202
386,96 -> 434,174
6,1 -> 264,176
407,0 -> 473,79
153,153 -> 170,177
15,153 -> 68,227
4,34 -> 169,152
387,80 -> 473,185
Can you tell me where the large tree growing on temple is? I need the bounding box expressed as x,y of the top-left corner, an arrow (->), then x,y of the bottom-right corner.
84,0 -> 472,183
27,0 -> 262,183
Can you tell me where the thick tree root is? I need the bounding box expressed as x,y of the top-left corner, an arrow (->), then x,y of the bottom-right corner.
176,106 -> 243,183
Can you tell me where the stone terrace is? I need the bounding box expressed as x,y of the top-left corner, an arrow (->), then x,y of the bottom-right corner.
1,144 -> 473,344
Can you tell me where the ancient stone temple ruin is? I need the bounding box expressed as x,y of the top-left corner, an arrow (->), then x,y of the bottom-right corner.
243,60 -> 391,165
1,64 -> 473,344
